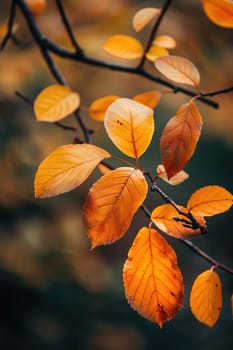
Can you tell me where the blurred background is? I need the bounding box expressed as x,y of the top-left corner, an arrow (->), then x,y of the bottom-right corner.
0,0 -> 233,349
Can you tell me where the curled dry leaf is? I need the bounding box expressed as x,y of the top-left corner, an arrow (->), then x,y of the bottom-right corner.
151,204 -> 206,239
123,227 -> 184,327
153,35 -> 176,49
89,95 -> 120,122
34,84 -> 80,122
202,0 -> 233,28
83,167 -> 148,248
133,91 -> 162,109
190,270 -> 222,327
34,144 -> 110,198
156,164 -> 189,185
160,100 -> 203,179
104,98 -> 154,159
155,55 -> 200,87
132,7 -> 161,32
146,45 -> 169,62
187,185 -> 233,217
103,35 -> 143,59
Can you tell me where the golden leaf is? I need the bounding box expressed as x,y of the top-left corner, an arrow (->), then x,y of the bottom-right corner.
202,0 -> 233,28
187,185 -> 233,216
151,204 -> 206,239
153,35 -> 176,49
104,98 -> 154,159
190,270 -> 222,327
89,95 -> 120,122
155,55 -> 200,87
160,101 -> 203,179
34,144 -> 110,198
132,7 -> 161,32
146,45 -> 169,62
34,85 -> 80,122
156,164 -> 189,185
123,227 -> 184,327
103,35 -> 143,59
133,91 -> 162,109
83,167 -> 148,248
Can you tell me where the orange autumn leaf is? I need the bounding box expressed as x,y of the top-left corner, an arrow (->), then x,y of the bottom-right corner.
34,144 -> 110,198
83,167 -> 148,248
160,100 -> 203,179
190,270 -> 222,327
202,0 -> 233,28
89,95 -> 120,122
155,55 -> 200,87
151,204 -> 206,239
104,98 -> 154,159
132,7 -> 161,32
103,35 -> 143,60
153,35 -> 176,49
156,164 -> 189,185
187,185 -> 233,217
123,227 -> 184,327
146,45 -> 169,62
25,0 -> 47,17
133,91 -> 162,109
34,85 -> 80,122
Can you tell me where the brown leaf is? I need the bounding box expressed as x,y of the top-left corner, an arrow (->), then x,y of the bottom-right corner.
160,101 -> 203,179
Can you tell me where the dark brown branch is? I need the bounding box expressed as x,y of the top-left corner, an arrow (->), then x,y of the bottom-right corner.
56,0 -> 83,53
140,200 -> 233,275
200,85 -> 233,97
41,38 -> 219,108
1,1 -> 17,50
138,0 -> 173,68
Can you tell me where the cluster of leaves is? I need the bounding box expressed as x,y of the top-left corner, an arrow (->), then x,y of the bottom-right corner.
2,0 -> 233,328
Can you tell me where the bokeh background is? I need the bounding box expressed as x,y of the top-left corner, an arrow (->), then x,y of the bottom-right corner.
0,0 -> 233,349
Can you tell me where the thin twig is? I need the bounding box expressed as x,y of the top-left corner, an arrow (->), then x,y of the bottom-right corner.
56,0 -> 83,53
200,85 -> 233,97
1,0 -> 17,50
138,0 -> 173,68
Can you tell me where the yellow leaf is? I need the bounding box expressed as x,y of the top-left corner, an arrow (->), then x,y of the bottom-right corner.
98,163 -> 113,175
34,144 -> 110,198
34,85 -> 80,122
83,167 -> 148,248
132,7 -> 161,32
190,270 -> 222,327
160,101 -> 203,179
123,227 -> 184,327
187,185 -> 233,217
103,35 -> 143,60
89,95 -> 120,122
202,0 -> 233,28
156,164 -> 189,185
133,91 -> 162,109
146,45 -> 169,62
151,204 -> 206,238
155,55 -> 200,87
104,98 -> 154,159
153,35 -> 176,49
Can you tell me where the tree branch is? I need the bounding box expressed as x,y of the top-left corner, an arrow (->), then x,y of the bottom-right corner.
1,0 -> 17,50
137,0 -> 173,68
55,0 -> 83,53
